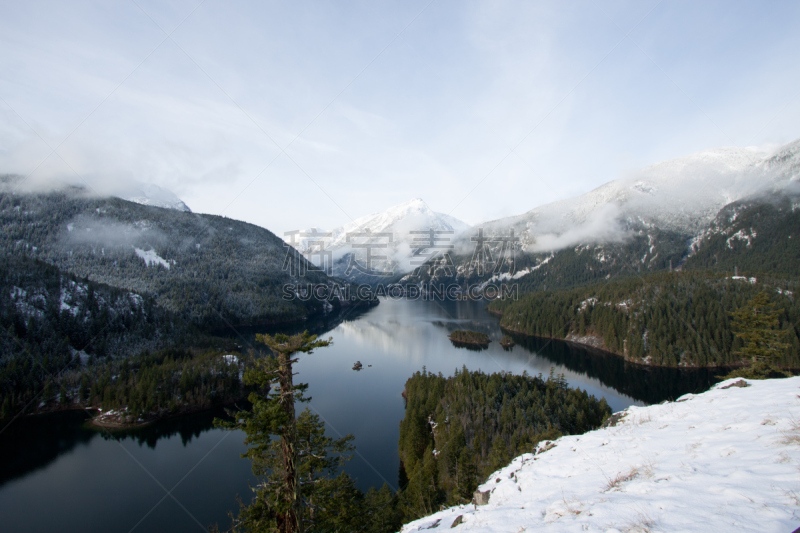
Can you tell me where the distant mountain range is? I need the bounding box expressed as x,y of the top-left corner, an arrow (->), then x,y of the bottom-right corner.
287,138 -> 799,288
3,134 -> 799,324
399,137 -> 800,291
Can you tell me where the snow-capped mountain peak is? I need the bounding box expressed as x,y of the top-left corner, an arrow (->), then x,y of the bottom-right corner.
327,198 -> 469,248
293,198 -> 470,281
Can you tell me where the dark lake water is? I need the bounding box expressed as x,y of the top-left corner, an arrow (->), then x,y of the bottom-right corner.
0,298 -> 721,532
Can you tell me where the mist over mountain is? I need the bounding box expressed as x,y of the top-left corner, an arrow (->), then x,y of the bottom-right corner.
3,173 -> 192,213
0,178 -> 370,328
400,137 -> 800,292
481,139 -> 800,251
113,181 -> 192,212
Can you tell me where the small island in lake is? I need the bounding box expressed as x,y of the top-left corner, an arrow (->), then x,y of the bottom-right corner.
500,335 -> 515,349
448,330 -> 491,348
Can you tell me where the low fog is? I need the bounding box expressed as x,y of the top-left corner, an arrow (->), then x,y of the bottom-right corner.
62,215 -> 167,251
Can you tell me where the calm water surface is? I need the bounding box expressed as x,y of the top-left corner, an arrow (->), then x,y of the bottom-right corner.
0,298 -> 720,532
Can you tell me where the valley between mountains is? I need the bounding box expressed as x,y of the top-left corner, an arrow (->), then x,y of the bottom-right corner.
2,137 -> 799,425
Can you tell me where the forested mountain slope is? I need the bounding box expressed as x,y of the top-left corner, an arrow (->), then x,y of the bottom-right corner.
398,368 -> 611,522
0,254 -> 201,419
684,194 -> 800,276
400,191 -> 799,297
0,254 -> 190,359
399,224 -> 688,294
488,271 -> 800,368
0,179 -> 367,327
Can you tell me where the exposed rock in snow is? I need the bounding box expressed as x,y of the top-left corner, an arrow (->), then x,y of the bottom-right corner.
401,377 -> 800,533
60,280 -> 87,316
10,286 -> 45,318
726,228 -> 757,248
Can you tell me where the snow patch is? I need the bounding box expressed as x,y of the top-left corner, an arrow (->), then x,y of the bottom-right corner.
726,228 -> 756,248
476,255 -> 553,290
134,247 -> 170,269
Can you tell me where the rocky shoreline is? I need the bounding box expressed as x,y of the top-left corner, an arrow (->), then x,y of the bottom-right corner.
497,323 -> 751,370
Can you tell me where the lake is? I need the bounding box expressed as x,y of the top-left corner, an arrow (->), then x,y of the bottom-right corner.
0,297 -> 720,532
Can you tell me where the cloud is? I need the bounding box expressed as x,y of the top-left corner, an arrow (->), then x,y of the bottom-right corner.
62,216 -> 167,250
2,0 -> 800,237
528,202 -> 629,252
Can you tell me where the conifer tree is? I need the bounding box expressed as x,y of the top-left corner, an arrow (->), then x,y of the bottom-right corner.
724,291 -> 790,378
487,436 -> 510,474
216,331 -> 342,533
363,484 -> 403,533
59,381 -> 69,405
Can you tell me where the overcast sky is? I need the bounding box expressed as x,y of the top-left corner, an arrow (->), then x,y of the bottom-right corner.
1,0 -> 799,235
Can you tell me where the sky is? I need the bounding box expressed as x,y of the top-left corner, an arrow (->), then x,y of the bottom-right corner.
1,0 -> 799,236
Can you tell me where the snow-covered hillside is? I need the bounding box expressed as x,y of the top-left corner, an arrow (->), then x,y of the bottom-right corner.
115,181 -> 192,212
402,377 -> 800,533
294,198 -> 470,279
482,138 -> 800,251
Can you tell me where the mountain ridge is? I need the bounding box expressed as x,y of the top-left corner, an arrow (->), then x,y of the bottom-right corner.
398,137 -> 800,293
479,140 -> 797,246
0,183 -> 373,328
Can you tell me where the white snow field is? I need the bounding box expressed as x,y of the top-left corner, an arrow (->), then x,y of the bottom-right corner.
401,377 -> 800,533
